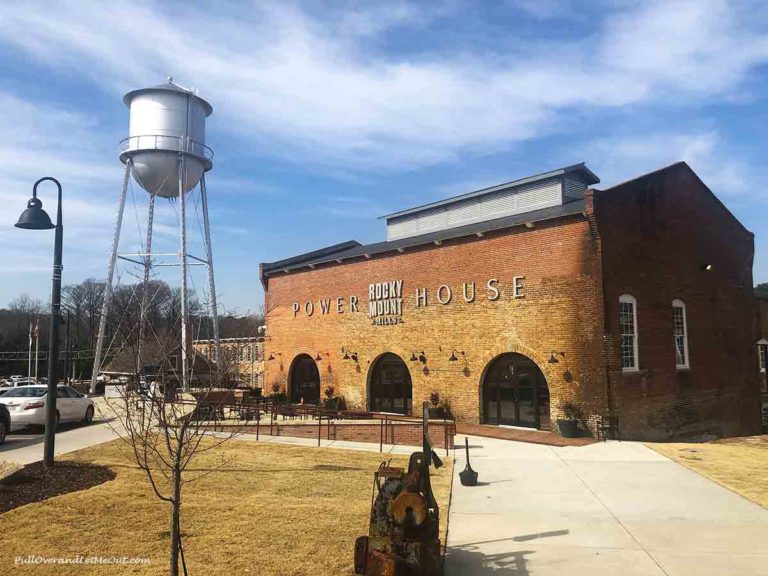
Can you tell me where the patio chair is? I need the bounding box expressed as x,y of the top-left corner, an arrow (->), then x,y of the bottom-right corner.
596,415 -> 620,442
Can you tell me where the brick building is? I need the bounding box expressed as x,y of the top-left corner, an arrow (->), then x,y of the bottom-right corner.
260,162 -> 762,441
193,337 -> 264,388
756,295 -> 768,424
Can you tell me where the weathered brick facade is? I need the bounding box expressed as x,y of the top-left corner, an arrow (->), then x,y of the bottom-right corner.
262,162 -> 762,441
756,296 -> 768,422
592,164 -> 761,440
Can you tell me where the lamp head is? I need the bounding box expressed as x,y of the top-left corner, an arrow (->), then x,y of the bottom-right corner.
547,351 -> 560,364
449,349 -> 464,362
16,196 -> 54,230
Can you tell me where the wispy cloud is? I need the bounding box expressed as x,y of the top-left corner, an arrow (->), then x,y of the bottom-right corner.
585,130 -> 757,199
0,1 -> 766,172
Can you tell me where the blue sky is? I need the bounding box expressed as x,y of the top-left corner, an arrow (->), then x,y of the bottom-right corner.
0,0 -> 767,313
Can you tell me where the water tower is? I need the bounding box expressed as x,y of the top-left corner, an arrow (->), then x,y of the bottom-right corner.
90,78 -> 221,392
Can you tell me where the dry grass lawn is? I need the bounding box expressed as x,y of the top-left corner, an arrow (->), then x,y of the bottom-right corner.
648,435 -> 768,508
0,439 -> 452,575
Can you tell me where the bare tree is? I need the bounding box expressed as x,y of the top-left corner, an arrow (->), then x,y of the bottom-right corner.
107,344 -> 243,576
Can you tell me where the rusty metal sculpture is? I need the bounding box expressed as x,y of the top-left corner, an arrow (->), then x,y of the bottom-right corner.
355,402 -> 444,576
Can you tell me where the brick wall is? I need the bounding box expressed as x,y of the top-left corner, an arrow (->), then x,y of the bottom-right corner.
757,297 -> 768,403
264,214 -> 608,431
592,163 -> 762,440
233,420 -> 455,449
263,163 -> 761,441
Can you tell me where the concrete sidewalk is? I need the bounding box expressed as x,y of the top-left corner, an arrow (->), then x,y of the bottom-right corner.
1,419 -> 428,466
0,420 -> 120,465
445,436 -> 768,576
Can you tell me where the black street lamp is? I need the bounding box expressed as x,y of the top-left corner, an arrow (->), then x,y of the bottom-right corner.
16,177 -> 63,468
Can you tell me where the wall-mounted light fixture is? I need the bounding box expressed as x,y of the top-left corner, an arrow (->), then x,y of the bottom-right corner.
315,351 -> 329,361
341,347 -> 358,362
268,352 -> 282,361
548,350 -> 566,364
700,262 -> 713,272
449,349 -> 465,362
410,351 -> 427,363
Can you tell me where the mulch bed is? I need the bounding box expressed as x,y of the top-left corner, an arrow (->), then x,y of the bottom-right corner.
0,461 -> 116,514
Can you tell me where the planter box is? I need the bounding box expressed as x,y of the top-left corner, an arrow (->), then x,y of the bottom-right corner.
557,418 -> 580,438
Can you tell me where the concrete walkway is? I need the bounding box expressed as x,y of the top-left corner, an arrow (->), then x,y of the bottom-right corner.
445,435 -> 768,576
0,419 -> 426,466
0,419 -> 120,465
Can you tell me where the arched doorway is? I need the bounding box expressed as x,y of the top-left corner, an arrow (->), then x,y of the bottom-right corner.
289,354 -> 320,404
481,353 -> 550,429
369,353 -> 412,414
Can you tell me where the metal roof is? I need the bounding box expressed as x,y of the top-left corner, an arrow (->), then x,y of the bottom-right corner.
261,240 -> 362,275
261,199 -> 586,278
123,79 -> 213,115
380,163 -> 599,221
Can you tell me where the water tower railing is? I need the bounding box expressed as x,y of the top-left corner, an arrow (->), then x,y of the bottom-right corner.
119,135 -> 214,163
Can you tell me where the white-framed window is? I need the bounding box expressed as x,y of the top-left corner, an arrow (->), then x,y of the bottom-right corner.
672,299 -> 690,369
758,341 -> 768,373
619,294 -> 639,372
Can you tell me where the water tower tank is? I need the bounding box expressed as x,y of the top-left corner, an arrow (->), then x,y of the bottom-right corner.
119,79 -> 213,198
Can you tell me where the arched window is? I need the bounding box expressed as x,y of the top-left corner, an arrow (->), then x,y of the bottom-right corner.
619,294 -> 639,371
288,354 -> 320,404
672,299 -> 689,369
369,353 -> 412,414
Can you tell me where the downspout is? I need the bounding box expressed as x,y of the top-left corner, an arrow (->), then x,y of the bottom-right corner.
584,189 -> 613,414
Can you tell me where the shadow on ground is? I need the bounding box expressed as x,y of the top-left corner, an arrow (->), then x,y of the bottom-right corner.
0,460 -> 116,514
445,530 -> 569,575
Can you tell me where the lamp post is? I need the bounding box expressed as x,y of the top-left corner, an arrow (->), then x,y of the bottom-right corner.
15,177 -> 63,468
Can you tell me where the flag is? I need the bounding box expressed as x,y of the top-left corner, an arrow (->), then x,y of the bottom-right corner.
33,318 -> 39,340
28,321 -> 32,344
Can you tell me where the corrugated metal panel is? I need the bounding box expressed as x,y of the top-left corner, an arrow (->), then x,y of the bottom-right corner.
387,217 -> 418,240
416,208 -> 447,233
563,176 -> 586,201
386,177 -> 564,240
480,189 -> 519,217
517,180 -> 561,208
446,197 -> 481,225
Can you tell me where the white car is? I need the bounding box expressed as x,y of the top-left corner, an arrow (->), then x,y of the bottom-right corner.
0,377 -> 39,396
0,385 -> 95,430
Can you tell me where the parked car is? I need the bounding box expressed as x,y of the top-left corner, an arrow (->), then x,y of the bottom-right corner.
0,385 -> 95,431
0,377 -> 39,396
0,403 -> 9,444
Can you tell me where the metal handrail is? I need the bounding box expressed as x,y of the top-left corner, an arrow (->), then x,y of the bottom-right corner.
119,135 -> 214,162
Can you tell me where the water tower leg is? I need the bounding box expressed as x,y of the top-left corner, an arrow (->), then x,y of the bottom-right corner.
178,156 -> 189,391
136,193 -> 156,373
200,174 -> 221,367
90,161 -> 131,394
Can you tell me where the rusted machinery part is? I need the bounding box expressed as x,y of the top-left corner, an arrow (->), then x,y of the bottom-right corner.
354,536 -> 369,575
371,475 -> 404,535
392,491 -> 427,527
366,550 -> 410,576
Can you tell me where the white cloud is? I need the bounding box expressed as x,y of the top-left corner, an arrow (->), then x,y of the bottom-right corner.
585,130 -> 755,198
0,1 -> 765,172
